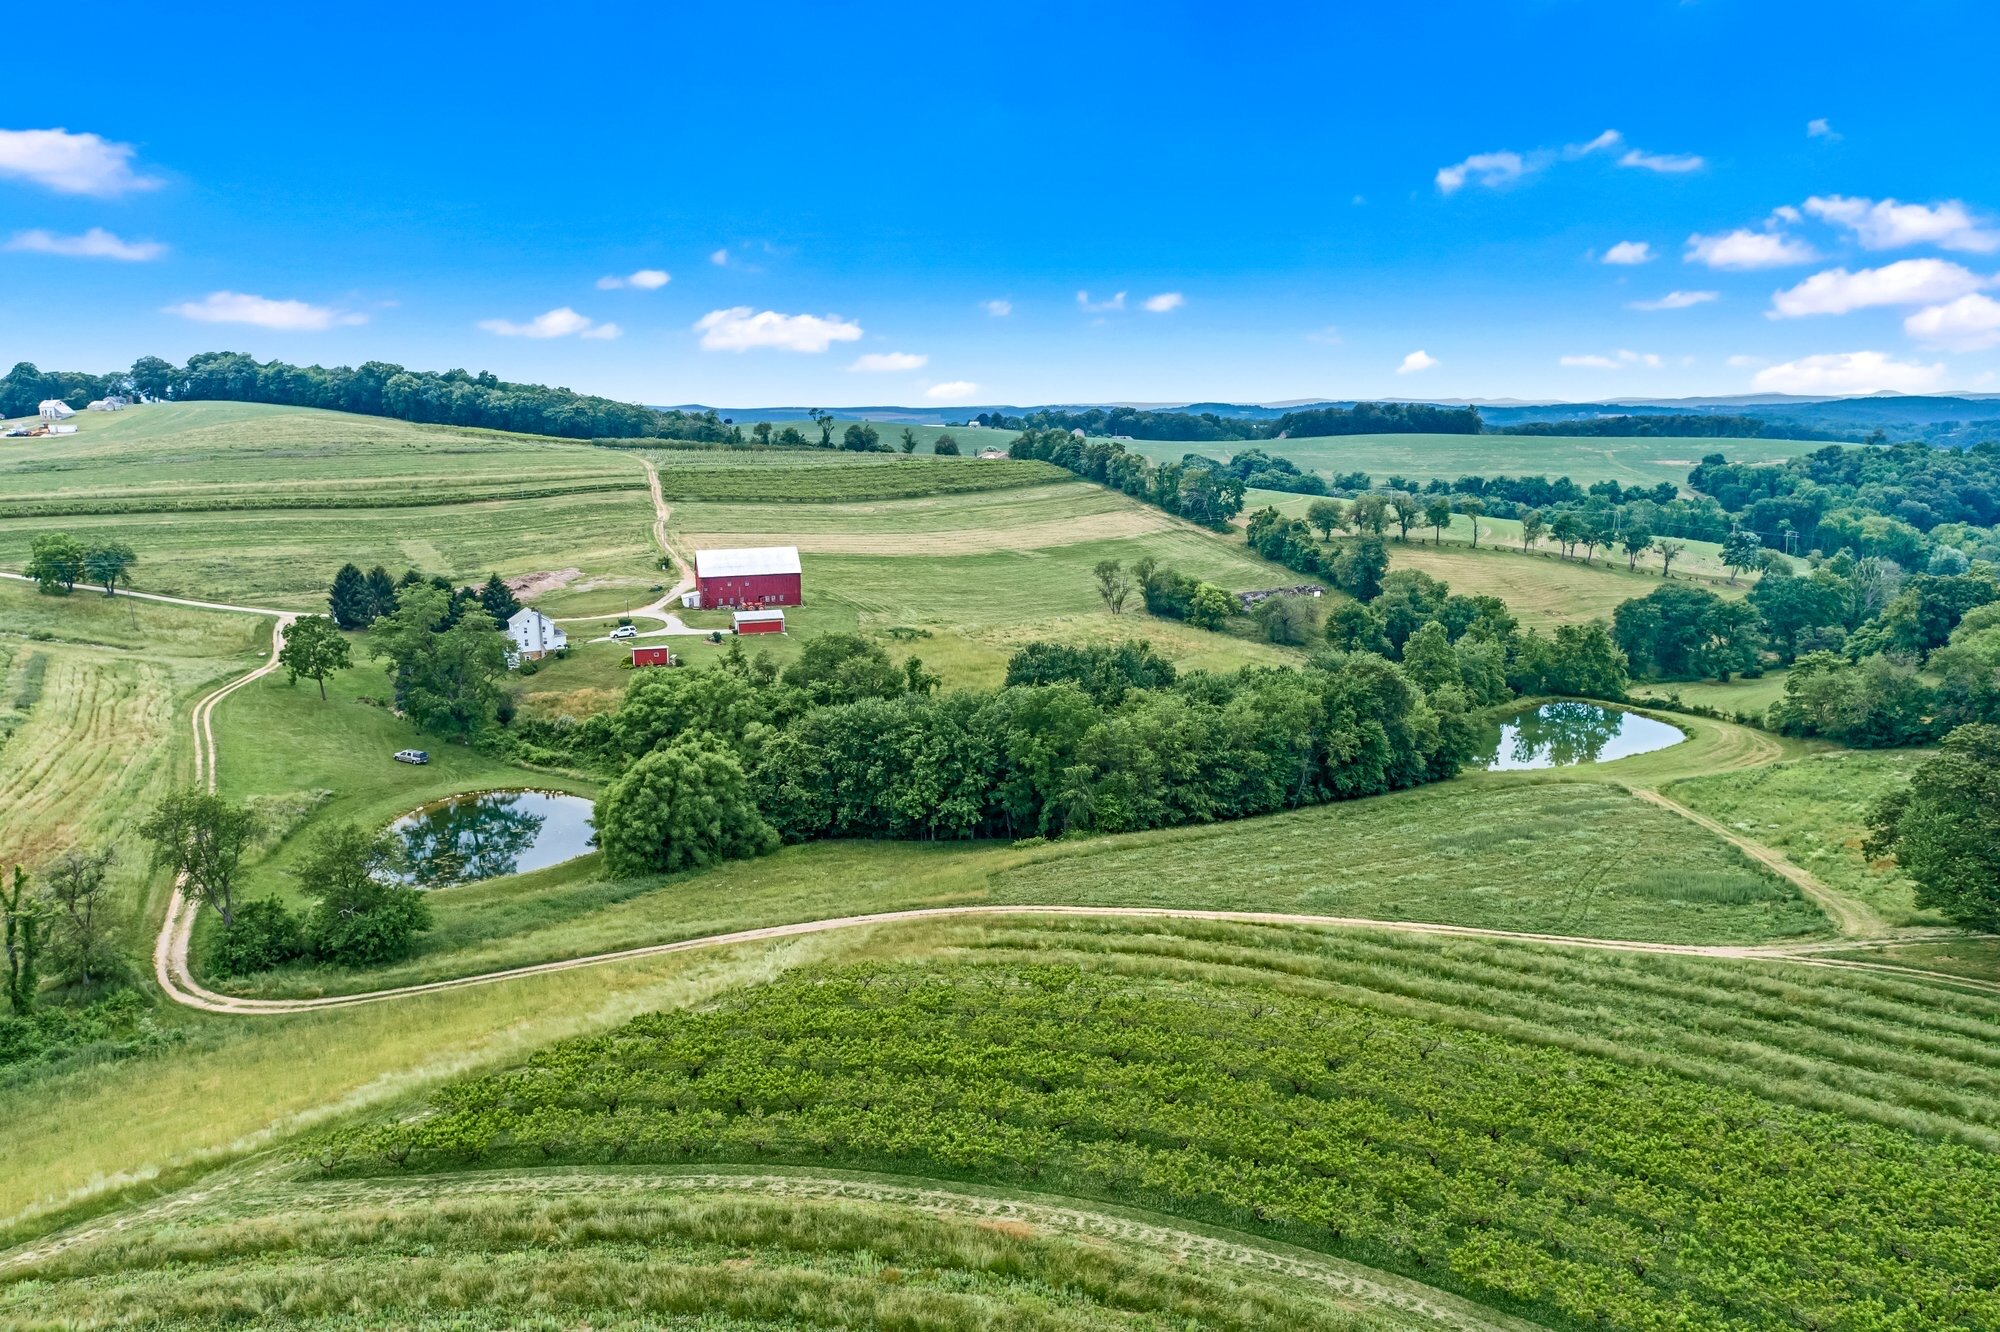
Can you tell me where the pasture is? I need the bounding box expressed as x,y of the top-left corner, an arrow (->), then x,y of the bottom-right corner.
1136,431 -> 1814,491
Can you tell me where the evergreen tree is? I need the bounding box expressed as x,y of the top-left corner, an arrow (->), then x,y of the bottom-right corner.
328,563 -> 372,629
364,565 -> 399,619
478,572 -> 522,623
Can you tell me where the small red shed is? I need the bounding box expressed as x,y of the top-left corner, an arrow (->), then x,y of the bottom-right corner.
694,546 -> 801,609
734,608 -> 786,635
630,644 -> 677,667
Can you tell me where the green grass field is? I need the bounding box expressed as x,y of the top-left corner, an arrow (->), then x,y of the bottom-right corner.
1630,667 -> 1792,718
1139,431 -> 1815,490
212,767 -> 1825,1001
1664,749 -> 1935,928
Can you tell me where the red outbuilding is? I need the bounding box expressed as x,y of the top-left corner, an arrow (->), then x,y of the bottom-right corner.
733,608 -> 786,635
630,644 -> 677,668
694,546 -> 802,609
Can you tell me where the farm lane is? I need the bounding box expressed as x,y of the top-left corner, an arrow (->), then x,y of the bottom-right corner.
1630,786 -> 1888,936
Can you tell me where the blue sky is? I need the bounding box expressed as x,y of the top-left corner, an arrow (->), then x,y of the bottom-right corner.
6,0 -> 1998,407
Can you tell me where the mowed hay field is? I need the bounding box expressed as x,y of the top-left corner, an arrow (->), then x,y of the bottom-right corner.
1140,430 -> 1812,490
0,403 -> 659,604
0,580 -> 269,949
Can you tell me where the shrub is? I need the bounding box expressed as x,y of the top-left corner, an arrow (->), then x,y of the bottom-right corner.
208,897 -> 306,976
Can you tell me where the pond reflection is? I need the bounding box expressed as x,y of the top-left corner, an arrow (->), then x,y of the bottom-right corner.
388,789 -> 596,887
1478,702 -> 1685,771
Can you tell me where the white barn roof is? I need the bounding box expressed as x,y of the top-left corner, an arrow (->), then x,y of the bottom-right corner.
695,546 -> 801,579
733,608 -> 786,624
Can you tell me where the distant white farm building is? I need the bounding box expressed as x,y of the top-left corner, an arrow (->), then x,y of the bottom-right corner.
1070,428 -> 1086,439
506,607 -> 567,660
86,396 -> 128,412
38,400 -> 75,421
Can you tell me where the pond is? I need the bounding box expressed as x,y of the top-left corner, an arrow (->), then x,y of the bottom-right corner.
387,789 -> 597,888
1477,701 -> 1685,771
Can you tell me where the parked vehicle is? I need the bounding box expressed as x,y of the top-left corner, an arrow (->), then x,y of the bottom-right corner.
394,749 -> 430,765
609,624 -> 638,640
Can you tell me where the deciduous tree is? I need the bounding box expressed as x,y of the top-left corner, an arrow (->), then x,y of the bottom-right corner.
1093,558 -> 1132,614
40,846 -> 119,987
25,532 -> 84,595
1866,724 -> 2000,930
138,791 -> 259,927
279,614 -> 353,699
82,539 -> 136,596
596,739 -> 778,876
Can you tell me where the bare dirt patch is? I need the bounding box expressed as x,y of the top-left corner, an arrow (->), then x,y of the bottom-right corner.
506,568 -> 585,598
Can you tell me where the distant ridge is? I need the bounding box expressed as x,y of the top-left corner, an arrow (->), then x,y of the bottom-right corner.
664,394 -> 2000,436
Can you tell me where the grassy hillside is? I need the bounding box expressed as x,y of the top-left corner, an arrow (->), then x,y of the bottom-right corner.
0,402 -> 660,604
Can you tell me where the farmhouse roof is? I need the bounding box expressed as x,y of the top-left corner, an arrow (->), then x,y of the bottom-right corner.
733,608 -> 786,624
507,607 -> 558,630
695,546 -> 801,578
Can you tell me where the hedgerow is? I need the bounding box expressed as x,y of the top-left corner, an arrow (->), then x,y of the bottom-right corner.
323,959 -> 2000,1331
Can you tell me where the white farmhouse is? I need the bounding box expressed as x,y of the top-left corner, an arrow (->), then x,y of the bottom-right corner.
38,400 -> 76,421
506,607 -> 567,660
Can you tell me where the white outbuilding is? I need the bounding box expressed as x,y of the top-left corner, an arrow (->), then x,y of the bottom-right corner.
506,607 -> 568,660
38,400 -> 75,421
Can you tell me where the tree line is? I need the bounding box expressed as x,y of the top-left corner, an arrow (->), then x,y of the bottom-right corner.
973,400 -> 1483,442
510,631 -> 1477,879
1006,429 -> 1246,528
3,354 -> 734,443
1498,413 -> 1856,441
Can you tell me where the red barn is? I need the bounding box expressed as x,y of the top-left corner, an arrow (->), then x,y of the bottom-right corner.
630,644 -> 677,667
694,546 -> 802,609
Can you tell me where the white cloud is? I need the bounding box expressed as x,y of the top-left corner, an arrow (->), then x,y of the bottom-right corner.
710,248 -> 730,266
1751,350 -> 1948,395
1628,289 -> 1719,311
1905,293 -> 2000,351
1770,204 -> 1802,224
478,307 -> 611,339
1076,289 -> 1126,313
1686,228 -> 1819,270
580,322 -> 622,341
1768,258 -> 1989,318
0,128 -> 160,196
1435,150 -> 1526,194
981,299 -> 1012,317
1561,349 -> 1662,369
1602,240 -> 1654,265
6,227 -> 165,261
1807,118 -> 1839,141
693,306 -> 863,353
1568,129 -> 1623,157
1143,291 -> 1184,313
848,351 -> 928,372
925,380 -> 979,401
596,268 -> 670,290
1726,354 -> 1768,368
1619,148 -> 1704,174
1396,350 -> 1438,374
166,291 -> 365,331
1803,195 -> 2000,254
